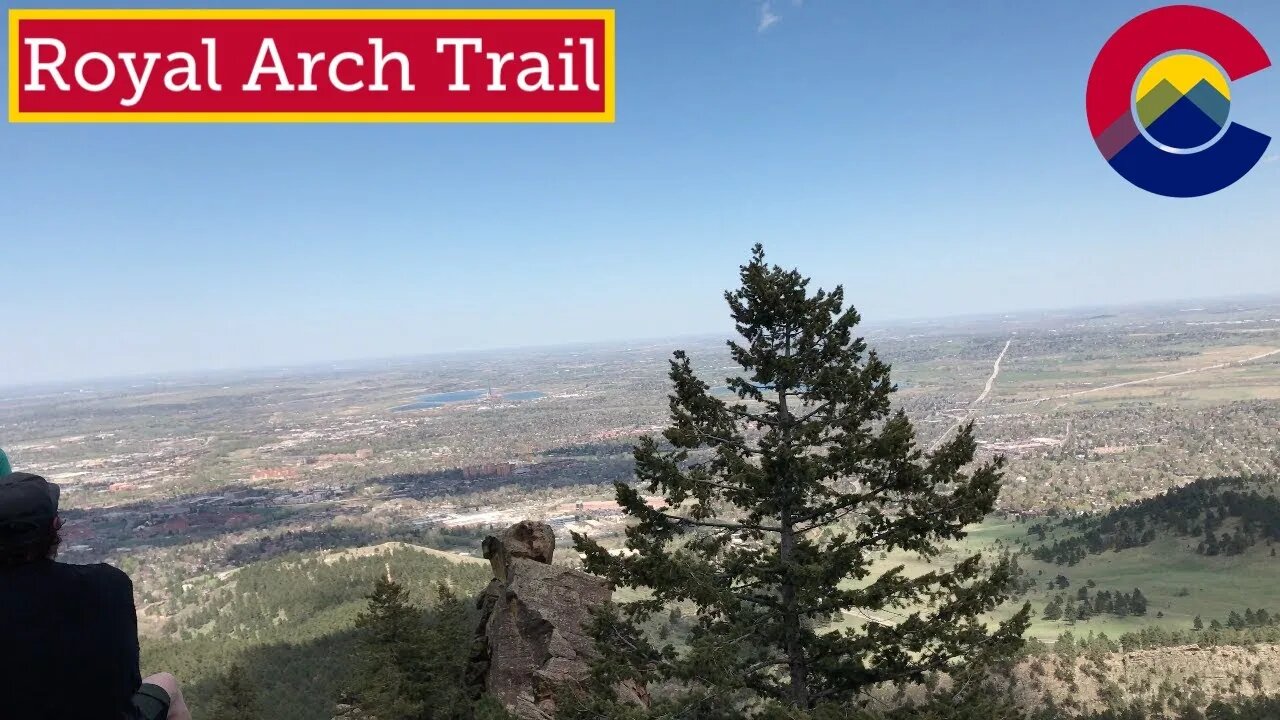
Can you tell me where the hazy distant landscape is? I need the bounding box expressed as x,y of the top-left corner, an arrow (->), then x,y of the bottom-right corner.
4,294 -> 1280,718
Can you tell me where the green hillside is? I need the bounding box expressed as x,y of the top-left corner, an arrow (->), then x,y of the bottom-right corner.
1003,524 -> 1280,642
834,476 -> 1280,645
141,544 -> 492,720
1014,475 -> 1280,641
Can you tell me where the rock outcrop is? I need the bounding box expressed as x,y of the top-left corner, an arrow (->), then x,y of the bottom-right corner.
468,521 -> 646,719
331,700 -> 375,720
482,519 -> 556,582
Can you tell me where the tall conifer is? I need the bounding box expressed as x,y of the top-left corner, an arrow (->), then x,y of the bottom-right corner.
574,245 -> 1029,711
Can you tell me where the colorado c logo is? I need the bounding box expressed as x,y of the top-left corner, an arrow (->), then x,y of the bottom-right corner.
1086,5 -> 1271,197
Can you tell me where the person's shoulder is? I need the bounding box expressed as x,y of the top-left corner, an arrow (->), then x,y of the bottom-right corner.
55,561 -> 134,593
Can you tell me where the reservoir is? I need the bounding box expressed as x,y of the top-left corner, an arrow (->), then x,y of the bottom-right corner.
393,389 -> 546,412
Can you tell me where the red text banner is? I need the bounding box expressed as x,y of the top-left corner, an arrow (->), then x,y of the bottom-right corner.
8,9 -> 615,123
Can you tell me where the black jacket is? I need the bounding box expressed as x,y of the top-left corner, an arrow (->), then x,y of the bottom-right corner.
1,560 -> 143,719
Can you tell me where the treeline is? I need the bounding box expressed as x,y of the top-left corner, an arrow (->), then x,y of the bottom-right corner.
1028,476 -> 1280,566
1029,618 -> 1280,656
1043,587 -> 1147,622
1193,608 -> 1280,632
1029,526 -> 1156,566
226,524 -> 490,566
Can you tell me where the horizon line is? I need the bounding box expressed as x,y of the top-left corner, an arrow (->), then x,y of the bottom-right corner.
4,290 -> 1278,394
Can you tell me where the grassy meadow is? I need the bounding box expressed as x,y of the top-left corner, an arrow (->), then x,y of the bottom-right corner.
835,517 -> 1280,644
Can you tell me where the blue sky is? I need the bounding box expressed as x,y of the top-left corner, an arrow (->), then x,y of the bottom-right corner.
3,0 -> 1280,385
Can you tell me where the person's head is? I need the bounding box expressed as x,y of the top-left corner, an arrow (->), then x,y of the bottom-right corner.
0,472 -> 62,566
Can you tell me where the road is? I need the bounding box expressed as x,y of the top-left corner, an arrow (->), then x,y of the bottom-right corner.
975,338 -> 1012,404
927,337 -> 1012,453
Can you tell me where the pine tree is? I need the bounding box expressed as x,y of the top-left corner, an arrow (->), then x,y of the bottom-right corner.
417,584 -> 482,719
573,245 -> 1030,711
1228,610 -> 1246,630
206,664 -> 261,720
1193,615 -> 1204,631
351,576 -> 430,720
347,577 -> 477,720
1076,602 -> 1092,622
1043,596 -> 1064,621
1054,631 -> 1077,660
1129,589 -> 1147,616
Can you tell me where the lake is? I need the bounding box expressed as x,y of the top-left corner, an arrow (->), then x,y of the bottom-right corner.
392,389 -> 546,412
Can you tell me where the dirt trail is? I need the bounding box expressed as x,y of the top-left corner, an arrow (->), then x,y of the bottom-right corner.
928,338 -> 1012,453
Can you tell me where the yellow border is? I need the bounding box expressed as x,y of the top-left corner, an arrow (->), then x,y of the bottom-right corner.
8,8 -> 616,123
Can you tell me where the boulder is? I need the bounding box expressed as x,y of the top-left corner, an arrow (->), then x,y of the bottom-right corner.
469,521 -> 645,719
331,701 -> 375,720
482,520 -> 556,583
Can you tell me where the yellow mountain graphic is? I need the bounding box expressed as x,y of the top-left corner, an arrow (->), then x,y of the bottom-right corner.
1136,54 -> 1230,101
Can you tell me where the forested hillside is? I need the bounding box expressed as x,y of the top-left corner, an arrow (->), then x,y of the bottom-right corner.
141,545 -> 491,720
1028,475 -> 1280,566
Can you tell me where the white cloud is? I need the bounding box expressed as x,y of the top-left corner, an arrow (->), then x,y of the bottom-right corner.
1263,153 -> 1280,164
757,1 -> 781,32
756,0 -> 804,33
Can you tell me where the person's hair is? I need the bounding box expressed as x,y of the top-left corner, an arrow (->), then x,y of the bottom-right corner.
0,517 -> 62,567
